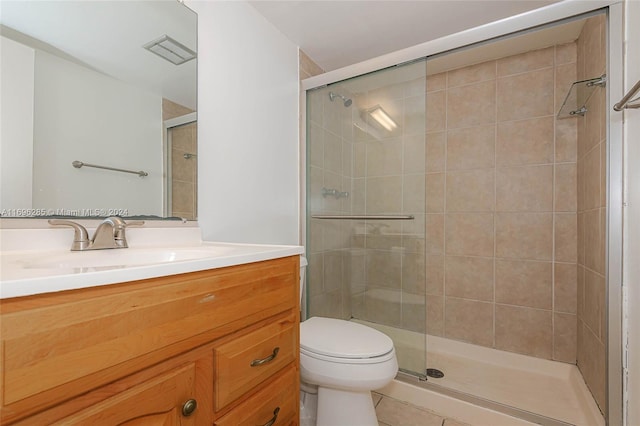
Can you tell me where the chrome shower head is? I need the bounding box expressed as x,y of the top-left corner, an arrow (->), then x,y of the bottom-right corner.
329,91 -> 352,107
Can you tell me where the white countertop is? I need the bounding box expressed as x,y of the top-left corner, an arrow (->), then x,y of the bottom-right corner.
0,225 -> 303,299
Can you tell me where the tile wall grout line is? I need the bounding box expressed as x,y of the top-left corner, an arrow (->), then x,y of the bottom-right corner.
441,68 -> 449,348
552,43 -> 558,362
363,90 -> 369,322
493,59 -> 498,351
399,85 -> 406,328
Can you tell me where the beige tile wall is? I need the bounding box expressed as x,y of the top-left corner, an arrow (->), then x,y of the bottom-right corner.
170,122 -> 197,219
303,50 -> 356,320
425,43 -> 579,364
163,98 -> 194,121
576,14 -> 607,415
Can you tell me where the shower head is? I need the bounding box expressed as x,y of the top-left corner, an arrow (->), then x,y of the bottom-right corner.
329,91 -> 352,107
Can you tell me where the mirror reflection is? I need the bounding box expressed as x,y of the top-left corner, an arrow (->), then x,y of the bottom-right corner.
0,1 -> 197,220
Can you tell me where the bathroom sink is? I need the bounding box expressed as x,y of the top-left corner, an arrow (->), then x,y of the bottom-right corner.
20,247 -> 225,271
0,237 -> 303,299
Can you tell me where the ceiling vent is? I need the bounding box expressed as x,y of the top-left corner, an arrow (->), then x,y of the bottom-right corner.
143,35 -> 196,65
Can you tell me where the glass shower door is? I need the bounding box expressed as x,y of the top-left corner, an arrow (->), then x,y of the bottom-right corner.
305,59 -> 428,377
166,120 -> 197,220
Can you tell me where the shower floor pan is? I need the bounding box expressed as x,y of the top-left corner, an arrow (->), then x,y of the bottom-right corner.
354,320 -> 604,426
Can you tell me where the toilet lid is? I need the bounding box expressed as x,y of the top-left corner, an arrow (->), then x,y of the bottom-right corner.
300,317 -> 394,359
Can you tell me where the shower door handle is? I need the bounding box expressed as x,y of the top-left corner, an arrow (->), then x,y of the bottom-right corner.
311,214 -> 414,220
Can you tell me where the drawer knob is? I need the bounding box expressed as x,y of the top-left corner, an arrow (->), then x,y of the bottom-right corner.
262,407 -> 280,426
250,347 -> 280,367
181,398 -> 198,417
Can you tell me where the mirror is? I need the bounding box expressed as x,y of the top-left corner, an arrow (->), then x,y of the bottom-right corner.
0,1 -> 197,220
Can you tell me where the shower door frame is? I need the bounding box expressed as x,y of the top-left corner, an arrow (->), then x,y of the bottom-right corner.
163,112 -> 197,218
300,1 -> 625,424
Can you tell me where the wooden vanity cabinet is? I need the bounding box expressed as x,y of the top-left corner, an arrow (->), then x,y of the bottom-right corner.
0,256 -> 300,425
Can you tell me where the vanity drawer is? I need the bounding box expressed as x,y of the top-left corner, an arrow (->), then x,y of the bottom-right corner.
214,315 -> 297,411
214,365 -> 297,426
0,256 -> 298,419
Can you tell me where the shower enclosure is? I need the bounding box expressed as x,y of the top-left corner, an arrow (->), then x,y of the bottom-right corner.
305,9 -> 613,426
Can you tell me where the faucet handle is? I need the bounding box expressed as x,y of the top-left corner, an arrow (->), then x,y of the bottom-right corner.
103,217 -> 144,228
108,218 -> 144,248
48,219 -> 90,251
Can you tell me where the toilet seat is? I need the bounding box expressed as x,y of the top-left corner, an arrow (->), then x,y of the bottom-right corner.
300,346 -> 396,364
300,317 -> 394,362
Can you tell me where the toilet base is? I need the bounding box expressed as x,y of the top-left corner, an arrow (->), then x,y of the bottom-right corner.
300,387 -> 318,426
317,387 -> 378,426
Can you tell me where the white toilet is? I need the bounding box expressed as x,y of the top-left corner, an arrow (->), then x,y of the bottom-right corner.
298,257 -> 398,426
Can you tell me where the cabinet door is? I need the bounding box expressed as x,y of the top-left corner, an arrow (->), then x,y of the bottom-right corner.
53,363 -> 200,425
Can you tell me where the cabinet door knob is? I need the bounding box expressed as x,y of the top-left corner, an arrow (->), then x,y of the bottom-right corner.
181,398 -> 198,417
250,347 -> 280,367
262,407 -> 280,426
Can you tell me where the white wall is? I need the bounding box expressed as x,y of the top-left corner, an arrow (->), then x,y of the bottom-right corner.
0,36 -> 34,210
32,50 -> 164,215
624,0 -> 640,424
185,1 -> 299,245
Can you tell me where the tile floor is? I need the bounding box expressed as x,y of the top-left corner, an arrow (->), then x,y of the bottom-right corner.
373,393 -> 471,426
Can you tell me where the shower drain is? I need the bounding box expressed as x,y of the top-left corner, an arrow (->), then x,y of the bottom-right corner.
426,368 -> 444,379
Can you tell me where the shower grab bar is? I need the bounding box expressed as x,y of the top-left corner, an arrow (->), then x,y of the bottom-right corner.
72,161 -> 148,177
311,214 -> 414,220
614,79 -> 640,111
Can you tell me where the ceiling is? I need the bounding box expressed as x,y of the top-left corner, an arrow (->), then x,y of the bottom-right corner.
0,1 -> 197,110
1,0 -> 569,108
249,0 -> 564,72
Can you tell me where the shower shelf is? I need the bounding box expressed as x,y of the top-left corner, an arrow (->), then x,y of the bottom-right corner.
557,75 -> 606,118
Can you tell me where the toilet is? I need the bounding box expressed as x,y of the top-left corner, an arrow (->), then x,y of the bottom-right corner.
298,257 -> 398,426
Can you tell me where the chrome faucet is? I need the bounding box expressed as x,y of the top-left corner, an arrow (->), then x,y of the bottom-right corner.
49,217 -> 144,251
